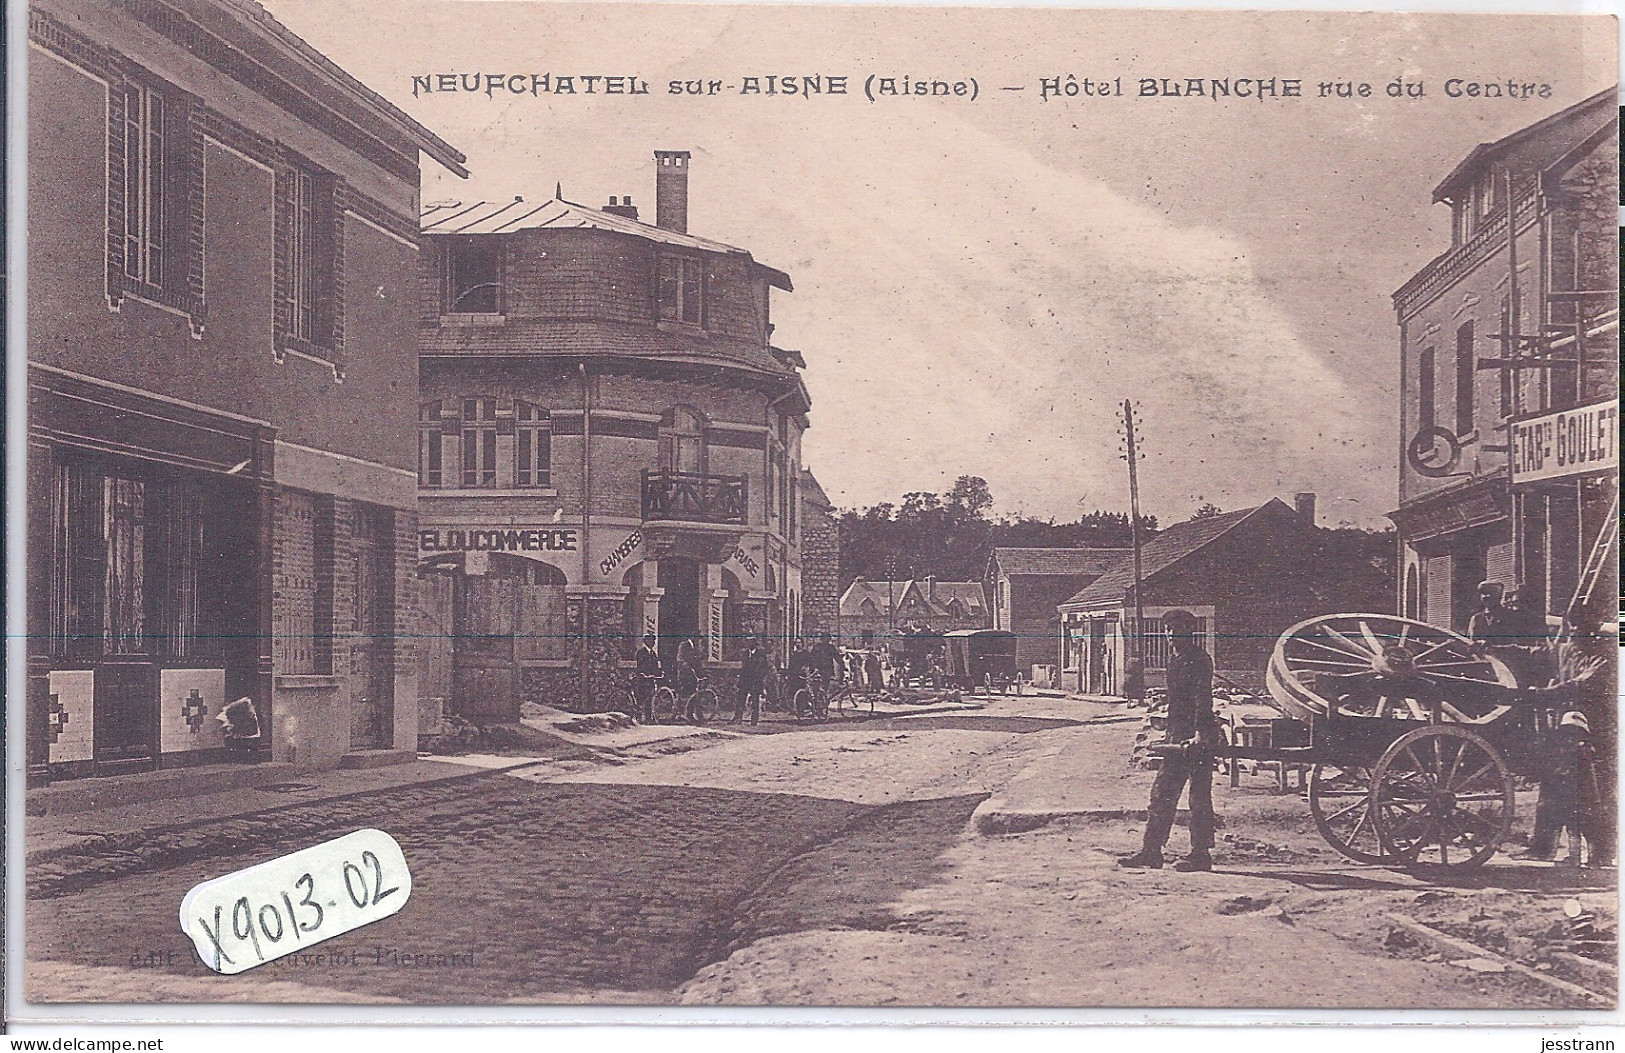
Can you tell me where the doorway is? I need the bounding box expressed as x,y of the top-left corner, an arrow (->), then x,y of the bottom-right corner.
657,557 -> 703,664
348,506 -> 395,749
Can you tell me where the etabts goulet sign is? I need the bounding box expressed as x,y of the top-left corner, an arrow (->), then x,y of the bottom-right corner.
1509,399 -> 1618,486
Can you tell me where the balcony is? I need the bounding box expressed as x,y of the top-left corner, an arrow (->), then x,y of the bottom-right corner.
641,470 -> 748,525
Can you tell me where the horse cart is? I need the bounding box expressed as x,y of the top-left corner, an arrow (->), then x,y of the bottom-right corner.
945,629 -> 1021,694
1197,613 -> 1564,877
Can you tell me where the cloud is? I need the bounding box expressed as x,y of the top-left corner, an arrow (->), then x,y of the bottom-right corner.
750,114 -> 1390,525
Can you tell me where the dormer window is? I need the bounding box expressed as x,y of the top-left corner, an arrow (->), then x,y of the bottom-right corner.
442,236 -> 503,314
657,254 -> 704,325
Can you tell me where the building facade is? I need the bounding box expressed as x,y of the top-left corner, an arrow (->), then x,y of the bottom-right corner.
26,0 -> 465,782
1389,89 -> 1618,638
415,152 -> 823,719
798,470 -> 842,641
1057,499 -> 1390,695
986,547 -> 1127,673
836,578 -> 987,650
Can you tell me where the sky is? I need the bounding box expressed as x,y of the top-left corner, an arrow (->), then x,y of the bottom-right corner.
260,2 -> 1617,527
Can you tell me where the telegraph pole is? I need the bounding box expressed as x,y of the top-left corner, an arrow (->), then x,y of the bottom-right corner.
1120,400 -> 1147,659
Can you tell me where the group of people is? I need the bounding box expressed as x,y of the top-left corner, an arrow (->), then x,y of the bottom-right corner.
1468,580 -> 1615,868
629,631 -> 888,727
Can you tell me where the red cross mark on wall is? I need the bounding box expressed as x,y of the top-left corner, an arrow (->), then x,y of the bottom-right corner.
182,689 -> 209,733
46,692 -> 68,743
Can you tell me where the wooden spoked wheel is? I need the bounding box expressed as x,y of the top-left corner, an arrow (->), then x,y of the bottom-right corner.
1308,762 -> 1392,865
1268,614 -> 1516,724
1370,725 -> 1515,875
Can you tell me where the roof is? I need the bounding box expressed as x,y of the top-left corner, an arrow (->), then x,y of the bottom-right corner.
1060,500 -> 1301,609
1432,87 -> 1616,203
990,547 -> 1130,578
420,197 -> 792,290
219,0 -> 467,176
420,318 -> 806,387
799,468 -> 833,511
839,579 -> 986,619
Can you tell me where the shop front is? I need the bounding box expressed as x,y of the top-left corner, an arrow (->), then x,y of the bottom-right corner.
28,367 -> 276,782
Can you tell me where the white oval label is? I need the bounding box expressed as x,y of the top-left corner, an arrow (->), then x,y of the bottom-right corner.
179,829 -> 412,974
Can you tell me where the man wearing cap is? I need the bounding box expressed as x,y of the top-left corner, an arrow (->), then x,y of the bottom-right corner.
633,631 -> 663,724
1120,609 -> 1219,872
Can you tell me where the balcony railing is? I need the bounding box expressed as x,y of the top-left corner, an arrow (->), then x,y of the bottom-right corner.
641,470 -> 748,525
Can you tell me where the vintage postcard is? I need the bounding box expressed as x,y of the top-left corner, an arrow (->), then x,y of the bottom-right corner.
12,0 -> 1620,1017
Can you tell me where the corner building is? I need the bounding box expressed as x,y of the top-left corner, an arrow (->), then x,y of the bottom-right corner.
26,0 -> 466,781
416,152 -> 818,719
1389,89 -> 1618,635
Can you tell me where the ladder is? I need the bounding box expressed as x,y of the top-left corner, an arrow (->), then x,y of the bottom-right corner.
1565,484 -> 1619,627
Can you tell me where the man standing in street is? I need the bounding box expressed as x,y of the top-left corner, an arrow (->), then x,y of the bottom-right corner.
1119,609 -> 1218,872
736,635 -> 771,726
633,631 -> 663,724
810,633 -> 843,686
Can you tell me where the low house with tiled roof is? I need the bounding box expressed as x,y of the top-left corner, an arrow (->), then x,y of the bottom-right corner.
837,578 -> 986,650
415,150 -> 821,720
1057,497 -> 1388,695
986,548 -> 1129,674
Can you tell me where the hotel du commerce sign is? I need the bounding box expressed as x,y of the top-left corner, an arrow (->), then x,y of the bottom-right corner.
1508,398 -> 1618,487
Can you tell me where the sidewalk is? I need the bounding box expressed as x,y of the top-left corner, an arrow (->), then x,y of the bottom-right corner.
26,756 -> 543,860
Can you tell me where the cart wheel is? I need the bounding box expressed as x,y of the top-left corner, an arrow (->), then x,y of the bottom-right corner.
1268,613 -> 1516,724
1308,762 -> 1392,865
1370,725 -> 1514,875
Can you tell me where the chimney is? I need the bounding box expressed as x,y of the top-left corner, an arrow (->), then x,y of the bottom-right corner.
654,150 -> 691,233
1294,492 -> 1317,525
926,575 -> 936,601
602,194 -> 639,220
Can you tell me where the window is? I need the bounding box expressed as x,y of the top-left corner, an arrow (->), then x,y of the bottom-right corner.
660,407 -> 706,474
418,402 -> 446,487
1455,322 -> 1475,434
461,398 -> 498,487
276,163 -> 337,354
1418,347 -> 1436,431
50,461 -> 209,662
441,237 -> 503,314
1138,616 -> 1209,670
289,170 -> 317,342
657,255 -> 704,325
515,401 -> 551,487
122,82 -> 166,288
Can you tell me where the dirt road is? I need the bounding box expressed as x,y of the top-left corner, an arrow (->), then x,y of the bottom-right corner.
26,693 -> 1616,1008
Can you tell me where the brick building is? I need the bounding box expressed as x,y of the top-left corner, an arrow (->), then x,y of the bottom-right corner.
797,469 -> 841,640
1389,88 -> 1618,635
836,578 -> 987,650
415,152 -> 828,719
26,0 -> 465,781
1057,498 -> 1390,695
986,547 -> 1127,673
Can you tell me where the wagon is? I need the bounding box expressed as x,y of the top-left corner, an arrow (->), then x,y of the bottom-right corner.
944,629 -> 1020,694
1196,613 -> 1565,877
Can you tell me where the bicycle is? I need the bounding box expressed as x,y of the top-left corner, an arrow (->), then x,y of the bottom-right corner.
791,672 -> 828,723
829,681 -> 875,720
682,676 -> 721,723
626,674 -> 678,724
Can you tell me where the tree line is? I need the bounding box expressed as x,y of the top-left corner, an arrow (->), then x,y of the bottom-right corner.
836,476 -> 1395,602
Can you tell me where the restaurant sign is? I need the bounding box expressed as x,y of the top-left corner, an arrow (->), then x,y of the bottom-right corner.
1508,399 -> 1618,487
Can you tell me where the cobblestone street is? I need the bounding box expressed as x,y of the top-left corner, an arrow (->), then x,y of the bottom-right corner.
26,694 -> 1617,1007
